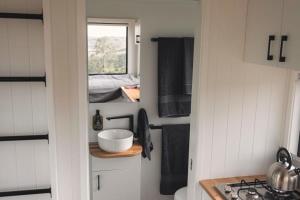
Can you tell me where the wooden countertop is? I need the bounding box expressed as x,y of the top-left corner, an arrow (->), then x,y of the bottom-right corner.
89,142 -> 142,158
199,175 -> 266,200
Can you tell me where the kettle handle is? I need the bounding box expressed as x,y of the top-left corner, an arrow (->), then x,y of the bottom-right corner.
276,147 -> 292,170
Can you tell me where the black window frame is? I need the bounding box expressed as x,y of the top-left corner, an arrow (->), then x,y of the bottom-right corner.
87,22 -> 129,76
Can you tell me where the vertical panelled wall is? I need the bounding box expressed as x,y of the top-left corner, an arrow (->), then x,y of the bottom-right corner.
192,0 -> 291,199
0,0 -> 50,200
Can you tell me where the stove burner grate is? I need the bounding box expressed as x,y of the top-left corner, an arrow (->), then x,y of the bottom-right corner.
215,178 -> 300,200
236,180 -> 265,200
236,179 -> 299,200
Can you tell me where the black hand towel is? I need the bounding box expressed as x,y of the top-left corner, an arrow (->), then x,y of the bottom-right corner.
183,38 -> 194,95
160,124 -> 190,195
136,108 -> 153,160
157,37 -> 194,117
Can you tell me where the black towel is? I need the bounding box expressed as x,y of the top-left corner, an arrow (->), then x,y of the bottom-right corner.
183,38 -> 194,95
157,37 -> 194,117
136,108 -> 153,160
160,124 -> 190,195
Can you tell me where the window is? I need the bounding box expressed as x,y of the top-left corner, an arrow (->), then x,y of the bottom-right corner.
88,23 -> 128,75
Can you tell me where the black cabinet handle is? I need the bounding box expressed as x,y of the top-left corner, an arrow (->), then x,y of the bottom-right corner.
97,175 -> 100,191
267,35 -> 275,60
279,35 -> 288,62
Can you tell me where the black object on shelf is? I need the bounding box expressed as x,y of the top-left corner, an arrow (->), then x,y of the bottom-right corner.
0,134 -> 49,142
93,110 -> 103,131
151,38 -> 158,42
0,75 -> 46,86
149,124 -> 162,130
0,188 -> 51,197
0,13 -> 43,20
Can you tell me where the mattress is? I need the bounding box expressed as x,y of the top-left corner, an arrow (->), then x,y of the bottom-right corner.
88,74 -> 140,103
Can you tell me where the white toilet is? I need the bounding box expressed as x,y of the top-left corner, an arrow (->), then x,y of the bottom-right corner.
174,187 -> 187,200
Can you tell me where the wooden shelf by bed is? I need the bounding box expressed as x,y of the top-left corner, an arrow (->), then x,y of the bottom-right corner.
121,86 -> 140,102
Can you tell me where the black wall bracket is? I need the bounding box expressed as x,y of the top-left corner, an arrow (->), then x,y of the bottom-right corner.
149,124 -> 162,130
0,13 -> 43,21
0,134 -> 49,142
0,188 -> 51,197
0,12 -> 48,199
0,75 -> 46,86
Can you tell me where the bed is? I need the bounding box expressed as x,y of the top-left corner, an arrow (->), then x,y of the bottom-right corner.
88,74 -> 140,103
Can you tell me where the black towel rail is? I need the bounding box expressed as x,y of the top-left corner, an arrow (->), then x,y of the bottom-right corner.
149,124 -> 162,129
151,38 -> 159,42
0,75 -> 46,86
0,13 -> 43,20
0,134 -> 49,142
0,12 -> 48,198
0,188 -> 51,197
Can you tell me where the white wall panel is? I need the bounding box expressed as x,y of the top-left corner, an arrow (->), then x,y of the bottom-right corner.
0,0 -> 50,199
15,141 -> 36,189
0,142 -> 17,190
190,0 -> 291,199
202,0 -> 290,178
0,0 -> 42,14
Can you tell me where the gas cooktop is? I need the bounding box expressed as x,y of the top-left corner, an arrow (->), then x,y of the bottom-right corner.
215,179 -> 300,200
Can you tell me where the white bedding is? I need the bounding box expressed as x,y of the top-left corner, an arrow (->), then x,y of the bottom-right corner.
88,74 -> 140,94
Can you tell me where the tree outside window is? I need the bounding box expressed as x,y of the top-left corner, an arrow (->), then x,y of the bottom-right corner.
88,24 -> 127,74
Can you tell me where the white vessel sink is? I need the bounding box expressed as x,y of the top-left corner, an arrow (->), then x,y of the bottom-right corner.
98,129 -> 134,153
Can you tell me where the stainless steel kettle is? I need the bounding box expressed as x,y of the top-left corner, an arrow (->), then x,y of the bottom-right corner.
267,147 -> 300,192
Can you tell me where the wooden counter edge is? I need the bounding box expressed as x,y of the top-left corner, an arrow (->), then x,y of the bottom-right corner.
89,142 -> 143,158
199,175 -> 266,200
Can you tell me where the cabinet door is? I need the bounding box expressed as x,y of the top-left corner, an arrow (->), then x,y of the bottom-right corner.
92,170 -> 139,200
280,0 -> 300,69
244,0 -> 284,66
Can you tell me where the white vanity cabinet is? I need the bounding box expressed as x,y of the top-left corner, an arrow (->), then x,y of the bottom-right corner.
244,0 -> 300,69
91,155 -> 141,200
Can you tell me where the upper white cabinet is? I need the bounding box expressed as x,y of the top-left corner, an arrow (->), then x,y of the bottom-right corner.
245,0 -> 300,69
280,0 -> 300,69
245,0 -> 283,66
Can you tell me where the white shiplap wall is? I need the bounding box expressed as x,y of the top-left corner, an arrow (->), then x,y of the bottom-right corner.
190,0 -> 292,199
0,0 -> 50,199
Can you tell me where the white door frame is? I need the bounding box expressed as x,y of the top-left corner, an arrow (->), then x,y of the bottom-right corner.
283,70 -> 300,154
76,0 -> 90,199
43,0 -> 90,199
43,0 -> 58,198
187,0 -> 210,199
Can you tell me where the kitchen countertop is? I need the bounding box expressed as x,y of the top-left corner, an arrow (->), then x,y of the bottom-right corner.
199,175 -> 266,200
89,142 -> 142,158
